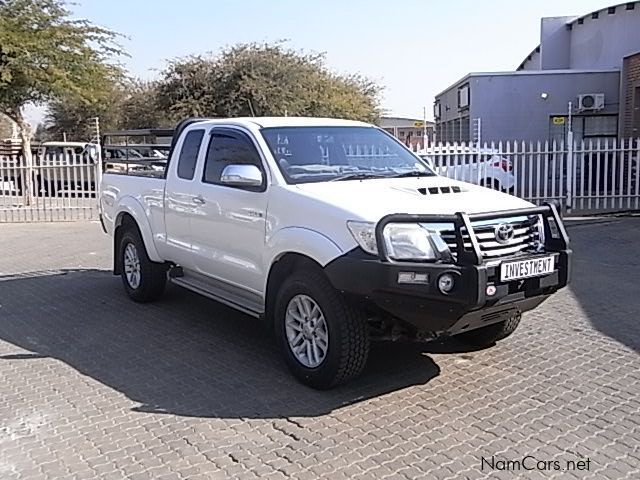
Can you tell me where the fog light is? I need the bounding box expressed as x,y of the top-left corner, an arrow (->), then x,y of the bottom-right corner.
486,285 -> 497,296
398,272 -> 429,284
438,273 -> 455,293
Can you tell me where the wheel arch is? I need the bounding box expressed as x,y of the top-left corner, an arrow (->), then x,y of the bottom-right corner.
113,203 -> 162,273
261,227 -> 346,328
263,252 -> 325,330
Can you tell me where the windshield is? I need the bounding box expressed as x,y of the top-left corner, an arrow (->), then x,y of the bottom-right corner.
260,126 -> 434,184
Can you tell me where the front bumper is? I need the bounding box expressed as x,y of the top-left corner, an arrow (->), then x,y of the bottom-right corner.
324,203 -> 571,336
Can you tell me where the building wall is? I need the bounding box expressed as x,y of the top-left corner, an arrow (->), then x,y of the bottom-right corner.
518,4 -> 640,71
382,126 -> 434,147
379,117 -> 433,129
433,82 -> 472,143
540,16 -> 574,69
436,71 -> 620,143
519,49 -> 541,71
620,52 -> 640,137
379,117 -> 435,145
568,4 -> 640,70
435,83 -> 465,124
435,3 -> 640,142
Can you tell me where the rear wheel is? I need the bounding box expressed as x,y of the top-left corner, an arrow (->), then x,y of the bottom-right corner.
119,226 -> 167,302
275,268 -> 369,389
457,314 -> 521,347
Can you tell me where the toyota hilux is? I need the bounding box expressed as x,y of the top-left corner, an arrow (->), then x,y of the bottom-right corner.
99,117 -> 571,389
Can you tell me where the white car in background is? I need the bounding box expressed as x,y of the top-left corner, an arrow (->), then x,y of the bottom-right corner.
419,148 -> 515,193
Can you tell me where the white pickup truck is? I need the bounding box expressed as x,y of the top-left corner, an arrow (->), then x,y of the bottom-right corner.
99,117 -> 571,389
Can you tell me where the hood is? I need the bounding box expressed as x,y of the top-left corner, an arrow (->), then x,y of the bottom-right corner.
295,175 -> 533,222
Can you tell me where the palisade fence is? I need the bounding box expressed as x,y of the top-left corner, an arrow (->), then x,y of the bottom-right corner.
1,137 -> 639,222
411,138 -> 640,214
1,153 -> 100,222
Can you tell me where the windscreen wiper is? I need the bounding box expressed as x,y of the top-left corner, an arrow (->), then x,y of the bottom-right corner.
388,171 -> 435,178
330,172 -> 389,182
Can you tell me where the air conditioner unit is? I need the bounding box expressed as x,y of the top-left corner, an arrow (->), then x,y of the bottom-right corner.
577,93 -> 605,111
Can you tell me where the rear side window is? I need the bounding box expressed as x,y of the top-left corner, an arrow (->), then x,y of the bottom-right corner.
177,129 -> 204,180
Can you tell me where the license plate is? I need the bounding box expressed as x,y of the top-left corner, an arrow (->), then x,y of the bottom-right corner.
500,255 -> 555,281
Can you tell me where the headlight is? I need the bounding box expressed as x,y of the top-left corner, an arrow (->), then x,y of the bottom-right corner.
383,224 -> 437,260
347,221 -> 451,261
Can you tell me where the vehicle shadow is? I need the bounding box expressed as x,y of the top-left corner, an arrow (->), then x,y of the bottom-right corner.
565,219 -> 640,353
0,269 -> 440,419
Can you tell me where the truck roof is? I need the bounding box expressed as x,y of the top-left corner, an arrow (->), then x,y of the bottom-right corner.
191,117 -> 373,129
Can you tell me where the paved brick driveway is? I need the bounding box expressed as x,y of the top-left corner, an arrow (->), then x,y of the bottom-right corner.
1,219 -> 639,479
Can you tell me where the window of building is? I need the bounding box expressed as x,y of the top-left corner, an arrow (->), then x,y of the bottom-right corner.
626,3 -> 635,11
176,129 -> 204,180
434,101 -> 441,120
458,84 -> 470,110
591,12 -> 599,19
459,116 -> 471,143
633,86 -> 640,136
583,115 -> 618,137
608,6 -> 616,14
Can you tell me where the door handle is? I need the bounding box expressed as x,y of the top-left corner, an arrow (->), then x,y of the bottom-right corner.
192,195 -> 205,205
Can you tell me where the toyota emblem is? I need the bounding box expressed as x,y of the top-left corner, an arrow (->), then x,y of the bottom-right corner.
494,223 -> 515,244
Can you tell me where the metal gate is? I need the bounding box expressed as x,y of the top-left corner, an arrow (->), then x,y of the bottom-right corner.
1,153 -> 100,222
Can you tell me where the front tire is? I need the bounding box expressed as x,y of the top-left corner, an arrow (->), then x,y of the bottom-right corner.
119,227 -> 167,302
275,268 -> 369,389
457,314 -> 521,348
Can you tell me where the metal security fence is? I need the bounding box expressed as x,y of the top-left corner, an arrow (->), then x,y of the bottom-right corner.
1,138 -> 639,222
413,138 -> 640,214
1,153 -> 100,222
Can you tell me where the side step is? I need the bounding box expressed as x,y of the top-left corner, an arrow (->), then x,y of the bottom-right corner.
170,272 -> 263,318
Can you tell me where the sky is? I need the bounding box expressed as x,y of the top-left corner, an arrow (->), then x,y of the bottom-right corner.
26,0 -> 614,125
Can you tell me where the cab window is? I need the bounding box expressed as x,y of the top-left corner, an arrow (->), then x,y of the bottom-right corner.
176,129 -> 205,180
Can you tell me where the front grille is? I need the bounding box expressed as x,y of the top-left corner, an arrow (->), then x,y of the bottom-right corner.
440,215 -> 543,261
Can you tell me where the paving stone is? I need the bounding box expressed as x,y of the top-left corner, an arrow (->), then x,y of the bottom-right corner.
0,219 -> 638,479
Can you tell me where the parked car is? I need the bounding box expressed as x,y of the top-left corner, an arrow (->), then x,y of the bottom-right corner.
1,142 -> 98,197
34,142 -> 98,196
419,147 -> 515,192
99,117 -> 571,389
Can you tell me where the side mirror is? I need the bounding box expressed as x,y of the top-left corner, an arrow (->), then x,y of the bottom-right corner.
220,164 -> 263,187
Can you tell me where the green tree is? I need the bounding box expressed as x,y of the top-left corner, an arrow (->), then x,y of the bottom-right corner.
45,86 -> 122,141
0,0 -> 124,200
45,80 -> 167,139
156,43 -> 381,123
119,81 -> 169,129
